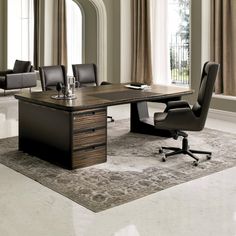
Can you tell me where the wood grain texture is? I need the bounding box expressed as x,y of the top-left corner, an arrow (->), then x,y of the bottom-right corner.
73,128 -> 106,150
72,145 -> 106,169
73,109 -> 107,131
15,84 -> 193,111
71,107 -> 107,168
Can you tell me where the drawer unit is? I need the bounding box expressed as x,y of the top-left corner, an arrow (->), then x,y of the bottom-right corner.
73,128 -> 106,149
73,108 -> 107,131
71,108 -> 107,169
72,145 -> 106,169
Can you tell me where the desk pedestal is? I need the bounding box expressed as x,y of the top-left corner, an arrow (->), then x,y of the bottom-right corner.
19,101 -> 107,169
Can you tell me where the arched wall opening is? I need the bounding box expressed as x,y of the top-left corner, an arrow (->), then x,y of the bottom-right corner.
66,0 -> 83,75
75,0 -> 107,83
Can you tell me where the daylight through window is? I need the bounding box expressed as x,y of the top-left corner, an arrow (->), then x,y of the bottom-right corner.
7,0 -> 34,68
150,0 -> 190,86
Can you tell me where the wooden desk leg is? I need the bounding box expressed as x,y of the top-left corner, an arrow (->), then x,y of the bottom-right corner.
130,102 -> 172,137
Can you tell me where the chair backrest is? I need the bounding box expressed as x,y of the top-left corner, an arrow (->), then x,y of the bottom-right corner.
192,61 -> 220,129
72,64 -> 98,87
39,65 -> 67,91
13,60 -> 32,73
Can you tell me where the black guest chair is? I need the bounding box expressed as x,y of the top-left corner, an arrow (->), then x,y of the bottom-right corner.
72,64 -> 98,87
72,63 -> 114,122
154,62 -> 220,166
39,65 -> 67,91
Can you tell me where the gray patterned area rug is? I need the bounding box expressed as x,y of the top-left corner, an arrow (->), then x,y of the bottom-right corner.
0,119 -> 236,212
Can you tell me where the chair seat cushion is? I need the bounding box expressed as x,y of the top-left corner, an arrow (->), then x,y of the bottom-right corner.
154,112 -> 168,125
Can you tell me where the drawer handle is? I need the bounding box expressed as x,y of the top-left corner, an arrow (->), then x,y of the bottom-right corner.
73,112 -> 97,119
85,129 -> 96,134
85,146 -> 97,151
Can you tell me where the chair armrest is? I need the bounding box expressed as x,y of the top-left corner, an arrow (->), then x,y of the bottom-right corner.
5,72 -> 37,89
0,70 -> 13,76
165,100 -> 190,111
155,107 -> 198,130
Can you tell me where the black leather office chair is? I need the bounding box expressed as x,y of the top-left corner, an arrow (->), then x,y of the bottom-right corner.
154,62 -> 220,166
39,65 -> 67,91
72,63 -> 114,122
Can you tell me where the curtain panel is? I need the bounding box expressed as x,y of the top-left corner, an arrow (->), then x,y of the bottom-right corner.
33,0 -> 45,69
131,0 -> 153,85
33,0 -> 40,69
211,0 -> 236,96
53,0 -> 68,67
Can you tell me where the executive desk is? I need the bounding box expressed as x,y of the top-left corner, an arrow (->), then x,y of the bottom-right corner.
15,84 -> 192,169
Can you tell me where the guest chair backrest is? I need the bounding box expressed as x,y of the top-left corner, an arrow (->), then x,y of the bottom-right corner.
191,62 -> 220,130
72,64 -> 98,87
39,65 -> 67,91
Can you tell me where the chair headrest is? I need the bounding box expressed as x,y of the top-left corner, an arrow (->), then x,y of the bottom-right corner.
203,61 -> 218,75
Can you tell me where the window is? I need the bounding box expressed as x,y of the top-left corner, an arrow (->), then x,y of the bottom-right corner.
7,0 -> 34,68
66,0 -> 83,75
150,0 -> 190,86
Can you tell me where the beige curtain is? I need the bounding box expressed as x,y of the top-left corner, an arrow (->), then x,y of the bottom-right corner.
211,0 -> 236,96
53,0 -> 68,67
33,0 -> 45,69
33,0 -> 40,69
131,0 -> 153,85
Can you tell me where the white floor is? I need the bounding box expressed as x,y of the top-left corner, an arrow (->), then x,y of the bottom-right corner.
0,95 -> 236,236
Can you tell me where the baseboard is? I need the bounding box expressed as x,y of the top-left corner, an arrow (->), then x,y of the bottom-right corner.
208,108 -> 236,123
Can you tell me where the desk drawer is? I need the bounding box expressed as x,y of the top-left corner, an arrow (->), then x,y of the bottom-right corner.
72,145 -> 106,168
73,128 -> 106,149
73,108 -> 106,131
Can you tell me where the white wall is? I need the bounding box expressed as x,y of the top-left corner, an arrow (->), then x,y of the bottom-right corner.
201,0 -> 211,64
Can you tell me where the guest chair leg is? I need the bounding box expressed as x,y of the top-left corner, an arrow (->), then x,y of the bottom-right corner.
4,90 -> 6,96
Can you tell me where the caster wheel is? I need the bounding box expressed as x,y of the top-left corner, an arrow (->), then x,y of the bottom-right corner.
193,161 -> 199,166
162,156 -> 166,162
207,154 -> 212,160
159,148 -> 163,154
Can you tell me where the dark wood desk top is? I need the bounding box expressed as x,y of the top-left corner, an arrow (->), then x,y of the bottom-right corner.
15,84 -> 193,111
